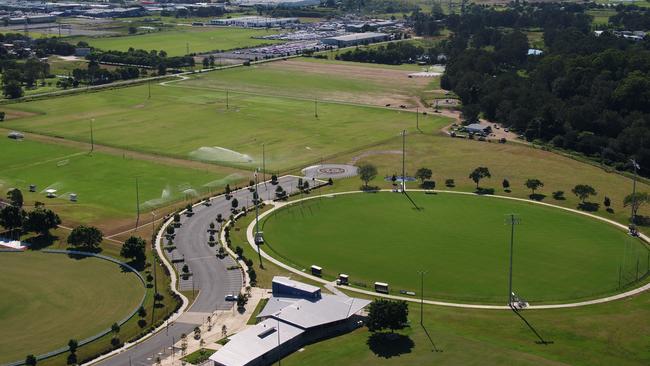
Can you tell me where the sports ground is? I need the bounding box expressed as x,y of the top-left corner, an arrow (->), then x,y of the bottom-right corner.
262,192 -> 649,304
0,251 -> 144,363
67,26 -> 281,56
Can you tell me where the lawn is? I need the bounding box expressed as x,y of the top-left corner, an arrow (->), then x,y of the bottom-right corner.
0,251 -> 144,364
0,82 -> 450,172
283,288 -> 650,366
262,192 -> 649,304
0,138 -> 244,224
179,59 -> 437,106
66,26 -> 282,56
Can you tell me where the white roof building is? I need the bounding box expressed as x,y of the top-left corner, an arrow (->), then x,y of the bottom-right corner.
210,277 -> 370,366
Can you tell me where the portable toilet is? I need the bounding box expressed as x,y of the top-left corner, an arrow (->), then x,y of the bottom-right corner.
29,184 -> 36,192
70,193 -> 77,202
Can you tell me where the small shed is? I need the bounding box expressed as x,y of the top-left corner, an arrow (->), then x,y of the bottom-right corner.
311,265 -> 322,277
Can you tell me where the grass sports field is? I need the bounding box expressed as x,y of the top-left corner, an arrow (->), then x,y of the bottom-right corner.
262,192 -> 649,304
67,26 -> 281,56
0,251 -> 143,363
0,80 -> 449,172
180,60 -> 438,106
0,137 -> 244,224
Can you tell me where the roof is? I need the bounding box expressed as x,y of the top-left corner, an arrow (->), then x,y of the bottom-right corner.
466,123 -> 489,130
273,276 -> 320,294
324,32 -> 387,42
258,294 -> 371,329
210,318 -> 304,366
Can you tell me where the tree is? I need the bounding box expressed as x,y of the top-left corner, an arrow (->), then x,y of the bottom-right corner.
120,236 -> 146,263
624,192 -> 650,219
6,188 -> 23,207
67,225 -> 103,249
524,179 -> 544,195
0,205 -> 25,238
271,175 -> 278,184
68,339 -> 78,353
469,167 -> 491,189
202,57 -> 209,68
4,81 -> 23,99
358,163 -> 378,188
572,184 -> 597,203
25,355 -> 36,366
502,179 -> 510,191
231,198 -> 239,209
366,299 -> 408,333
24,208 -> 61,236
415,168 -> 433,185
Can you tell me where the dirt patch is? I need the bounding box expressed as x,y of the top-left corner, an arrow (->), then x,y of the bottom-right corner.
265,60 -> 430,88
133,104 -> 146,109
1,109 -> 39,120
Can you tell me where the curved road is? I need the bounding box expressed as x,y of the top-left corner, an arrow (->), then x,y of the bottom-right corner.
95,176 -> 306,366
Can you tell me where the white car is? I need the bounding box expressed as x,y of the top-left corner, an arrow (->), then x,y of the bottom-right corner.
225,294 -> 238,301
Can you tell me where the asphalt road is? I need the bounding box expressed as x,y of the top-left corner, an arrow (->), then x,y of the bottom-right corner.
96,175 -> 307,366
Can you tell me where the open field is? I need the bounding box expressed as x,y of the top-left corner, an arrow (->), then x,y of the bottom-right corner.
262,192 -> 649,303
312,132 -> 650,234
0,251 -> 143,364
66,26 -> 282,56
0,137 -> 244,224
0,80 -> 450,172
283,287 -> 650,366
180,59 -> 437,106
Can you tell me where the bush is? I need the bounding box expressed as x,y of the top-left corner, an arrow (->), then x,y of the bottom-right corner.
445,179 -> 455,187
552,191 -> 565,200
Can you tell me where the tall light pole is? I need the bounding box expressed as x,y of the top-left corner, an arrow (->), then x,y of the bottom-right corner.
254,169 -> 263,268
631,159 -> 640,225
151,211 -> 158,297
506,214 -> 520,306
401,130 -> 406,193
135,177 -> 140,232
416,107 -> 419,131
89,118 -> 95,154
418,270 -> 426,325
226,89 -> 229,110
314,97 -> 318,118
148,80 -> 151,99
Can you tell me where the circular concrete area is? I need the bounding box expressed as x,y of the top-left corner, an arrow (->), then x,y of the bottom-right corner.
302,164 -> 358,179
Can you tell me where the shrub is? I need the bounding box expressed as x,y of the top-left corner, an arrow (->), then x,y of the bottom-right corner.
445,179 -> 455,187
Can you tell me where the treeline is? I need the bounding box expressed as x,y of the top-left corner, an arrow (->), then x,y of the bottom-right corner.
87,48 -> 195,70
59,60 -> 141,89
442,4 -> 650,175
610,7 -> 650,30
336,41 -> 433,65
336,0 -> 417,14
0,58 -> 49,98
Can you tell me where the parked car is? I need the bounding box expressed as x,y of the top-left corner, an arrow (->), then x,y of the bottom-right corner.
225,294 -> 238,301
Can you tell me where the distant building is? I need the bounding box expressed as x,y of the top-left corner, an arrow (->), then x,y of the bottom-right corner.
321,32 -> 390,47
233,0 -> 320,7
210,16 -> 299,28
75,47 -> 91,57
5,14 -> 56,25
465,123 -> 492,135
210,276 -> 370,366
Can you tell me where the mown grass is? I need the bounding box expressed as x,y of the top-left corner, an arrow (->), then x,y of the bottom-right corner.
0,251 -> 143,364
0,137 -> 243,224
262,192 -> 648,304
1,82 -> 450,172
66,26 -> 282,56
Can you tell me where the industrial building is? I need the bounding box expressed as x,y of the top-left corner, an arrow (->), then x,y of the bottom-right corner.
322,32 -> 389,47
210,16 -> 299,28
210,277 -> 370,366
4,14 -> 56,25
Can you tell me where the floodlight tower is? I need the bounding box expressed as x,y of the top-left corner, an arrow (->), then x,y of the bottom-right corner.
631,159 -> 640,225
401,130 -> 406,192
418,270 -> 427,325
506,214 -> 520,306
254,169 -> 264,268
89,118 -> 95,153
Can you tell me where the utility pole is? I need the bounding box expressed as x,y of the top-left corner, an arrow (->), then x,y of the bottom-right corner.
135,177 -> 140,232
148,80 -> 151,99
631,159 -> 640,225
401,130 -> 406,193
314,98 -> 318,118
151,211 -> 158,297
226,89 -> 229,109
418,270 -> 426,325
506,214 -> 520,306
262,144 -> 266,186
89,118 -> 95,153
255,169 -> 263,268
416,107 -> 419,131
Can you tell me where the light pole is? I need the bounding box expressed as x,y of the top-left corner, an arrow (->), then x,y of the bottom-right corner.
151,210 -> 158,296
416,107 -> 419,131
314,97 -> 318,118
630,159 -> 640,225
401,130 -> 406,193
89,118 -> 95,154
506,214 -> 520,306
418,270 -> 426,325
135,177 -> 140,232
254,169 -> 263,268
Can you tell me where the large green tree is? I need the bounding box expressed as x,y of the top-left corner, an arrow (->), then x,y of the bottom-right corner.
67,225 -> 103,250
572,184 -> 597,203
24,208 -> 61,236
524,179 -> 544,195
120,236 -> 146,263
624,192 -> 650,219
0,205 -> 25,238
469,167 -> 491,189
6,188 -> 23,208
366,299 -> 409,333
415,168 -> 433,185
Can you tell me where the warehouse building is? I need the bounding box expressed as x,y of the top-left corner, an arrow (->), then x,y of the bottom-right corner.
210,277 -> 370,366
209,16 -> 298,28
321,32 -> 389,47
